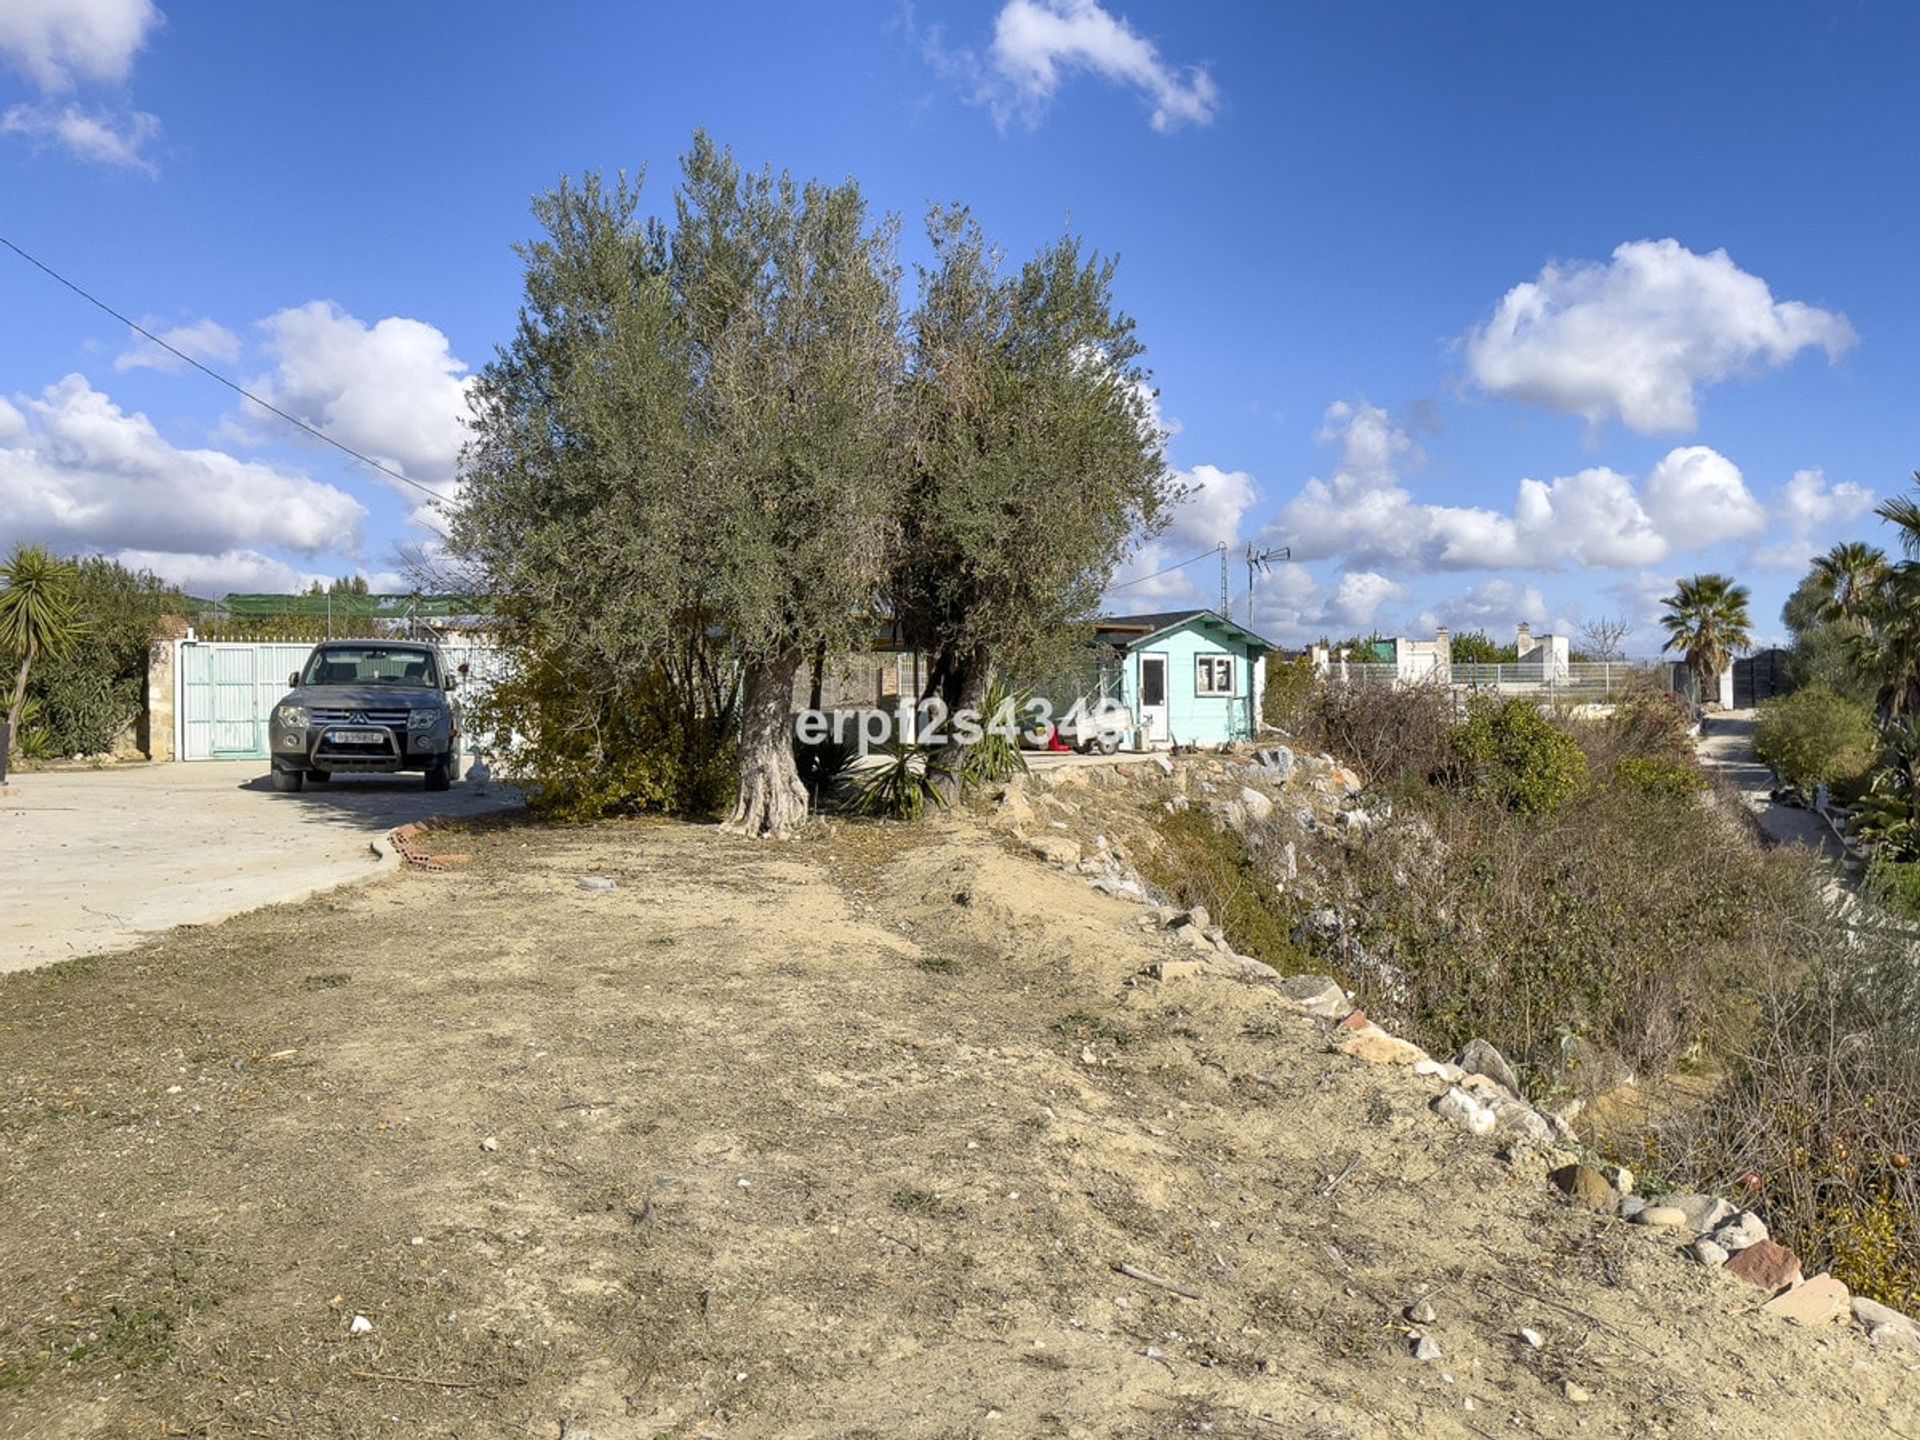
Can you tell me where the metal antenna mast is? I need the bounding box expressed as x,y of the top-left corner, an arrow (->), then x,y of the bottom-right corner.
1218,543 -> 1230,620
1245,543 -> 1292,639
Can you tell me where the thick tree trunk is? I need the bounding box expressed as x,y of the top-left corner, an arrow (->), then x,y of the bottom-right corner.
723,648 -> 810,839
7,642 -> 34,742
929,643 -> 991,804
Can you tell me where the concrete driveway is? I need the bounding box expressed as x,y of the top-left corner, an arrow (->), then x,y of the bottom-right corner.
0,761 -> 522,974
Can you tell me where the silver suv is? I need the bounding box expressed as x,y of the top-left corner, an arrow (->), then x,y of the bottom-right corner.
269,640 -> 461,793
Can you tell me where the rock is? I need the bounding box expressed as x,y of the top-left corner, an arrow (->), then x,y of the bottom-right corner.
1406,1299 -> 1437,1324
1028,835 -> 1082,867
480,1135 -> 498,1152
1456,1039 -> 1522,1098
1239,787 -> 1274,824
1853,1295 -> 1920,1340
1432,1086 -> 1496,1136
1335,1008 -> 1370,1032
578,875 -> 617,892
1634,1206 -> 1689,1229
1711,1211 -> 1768,1252
1411,1332 -> 1443,1362
1413,1057 -> 1465,1083
1201,926 -> 1228,947
1173,905 -> 1212,932
1490,1100 -> 1556,1149
1761,1272 -> 1850,1326
987,788 -> 1034,833
1274,973 -> 1347,1018
1617,1195 -> 1646,1220
1686,1239 -> 1730,1267
1331,765 -> 1364,796
1563,1381 -> 1591,1405
1155,753 -> 1175,775
1148,960 -> 1205,982
1598,1164 -> 1634,1195
1091,875 -> 1147,901
1724,1239 -> 1803,1293
349,1314 -> 374,1336
1663,1192 -> 1735,1235
1518,1327 -> 1543,1349
1333,1024 -> 1427,1066
1550,1164 -> 1619,1213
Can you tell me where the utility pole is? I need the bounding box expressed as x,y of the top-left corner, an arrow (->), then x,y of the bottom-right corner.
1245,543 -> 1291,639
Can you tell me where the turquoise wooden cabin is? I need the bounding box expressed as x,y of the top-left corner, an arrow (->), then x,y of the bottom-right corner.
1092,609 -> 1272,749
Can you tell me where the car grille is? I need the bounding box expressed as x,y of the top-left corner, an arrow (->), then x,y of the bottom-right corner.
311,708 -> 412,725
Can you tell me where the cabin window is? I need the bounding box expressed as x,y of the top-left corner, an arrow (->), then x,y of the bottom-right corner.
1195,655 -> 1235,696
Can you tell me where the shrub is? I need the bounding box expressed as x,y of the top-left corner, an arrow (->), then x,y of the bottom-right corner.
1451,695 -> 1588,815
1863,855 -> 1920,922
845,741 -> 949,821
475,649 -> 738,820
1305,677 -> 1457,794
1260,654 -> 1316,735
1613,755 -> 1708,802
1136,809 -> 1309,974
1599,684 -> 1698,769
1753,685 -> 1878,792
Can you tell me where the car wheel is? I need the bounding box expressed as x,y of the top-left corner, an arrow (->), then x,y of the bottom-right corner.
308,769 -> 331,784
271,766 -> 305,793
424,760 -> 452,792
1098,734 -> 1121,755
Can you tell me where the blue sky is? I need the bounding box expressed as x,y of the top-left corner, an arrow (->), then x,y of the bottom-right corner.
3,1 -> 1916,651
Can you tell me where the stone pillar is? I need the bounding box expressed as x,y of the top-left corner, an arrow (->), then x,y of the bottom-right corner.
145,639 -> 176,762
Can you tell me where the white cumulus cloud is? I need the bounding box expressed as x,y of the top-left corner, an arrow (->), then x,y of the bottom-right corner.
1642,444 -> 1767,546
1326,570 -> 1407,629
1752,467 -> 1877,572
1271,400 -> 1759,573
251,301 -> 473,497
982,0 -> 1217,131
0,0 -> 159,91
1,101 -> 158,173
115,316 -> 242,372
0,373 -> 366,559
1418,579 -> 1549,635
1464,238 -> 1856,434
111,547 -> 334,598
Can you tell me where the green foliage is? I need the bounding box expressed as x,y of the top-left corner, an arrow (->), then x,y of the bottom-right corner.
474,644 -> 737,821
1863,855 -> 1920,922
957,679 -> 1029,786
894,203 -> 1175,736
1259,653 -> 1315,734
1306,677 -> 1457,794
1753,685 -> 1879,791
1659,572 -> 1753,700
1451,696 -> 1588,814
454,138 -> 906,835
2,542 -> 85,747
13,557 -> 187,756
846,741 -> 950,821
1446,629 -> 1518,665
1613,756 -> 1707,801
1136,808 -> 1309,974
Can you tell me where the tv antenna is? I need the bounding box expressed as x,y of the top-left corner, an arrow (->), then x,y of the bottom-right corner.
1245,544 -> 1291,639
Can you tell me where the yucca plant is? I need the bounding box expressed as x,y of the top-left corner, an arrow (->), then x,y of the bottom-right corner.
960,678 -> 1031,786
845,740 -> 951,821
2,543 -> 84,752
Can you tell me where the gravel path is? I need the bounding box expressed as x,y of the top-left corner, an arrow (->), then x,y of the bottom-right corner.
1694,709 -> 1846,860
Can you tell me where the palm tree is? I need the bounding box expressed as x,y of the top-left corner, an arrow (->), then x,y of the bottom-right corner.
1,543 -> 83,752
1810,540 -> 1889,626
1874,471 -> 1920,560
1659,572 -> 1753,705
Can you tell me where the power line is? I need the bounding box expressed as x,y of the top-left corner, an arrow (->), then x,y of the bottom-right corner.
0,234 -> 449,508
1107,544 -> 1222,593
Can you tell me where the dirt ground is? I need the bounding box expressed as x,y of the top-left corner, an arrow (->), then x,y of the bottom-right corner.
1,806 -> 1915,1439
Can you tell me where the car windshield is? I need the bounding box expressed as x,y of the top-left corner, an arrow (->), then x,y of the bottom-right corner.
301,646 -> 439,688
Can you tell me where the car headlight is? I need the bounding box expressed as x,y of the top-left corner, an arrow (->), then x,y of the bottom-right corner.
275,704 -> 309,728
407,709 -> 440,731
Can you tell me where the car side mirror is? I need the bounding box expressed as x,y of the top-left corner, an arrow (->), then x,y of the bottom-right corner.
290,671 -> 301,688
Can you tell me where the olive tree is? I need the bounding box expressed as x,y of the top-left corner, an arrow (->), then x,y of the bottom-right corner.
894,207 -> 1174,789
453,137 -> 901,837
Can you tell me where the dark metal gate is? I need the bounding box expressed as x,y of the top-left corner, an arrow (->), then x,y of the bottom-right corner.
1733,648 -> 1795,709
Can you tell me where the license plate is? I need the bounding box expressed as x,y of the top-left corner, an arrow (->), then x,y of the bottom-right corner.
327,729 -> 387,744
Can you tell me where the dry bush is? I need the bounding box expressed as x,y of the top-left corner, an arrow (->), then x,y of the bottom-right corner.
1316,780 -> 1816,1090
1657,926 -> 1920,1309
1304,677 -> 1458,793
